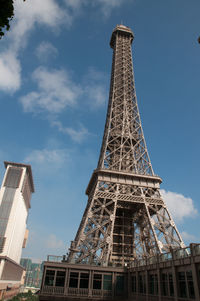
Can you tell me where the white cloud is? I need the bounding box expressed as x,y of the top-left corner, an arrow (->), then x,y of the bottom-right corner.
0,0 -> 125,93
64,0 -> 124,17
85,85 -> 106,107
52,121 -> 89,143
97,0 -> 124,17
20,67 -> 81,114
46,234 -> 65,249
0,51 -> 21,92
24,148 -> 68,166
23,230 -> 66,260
160,189 -> 198,223
0,0 -> 70,93
19,65 -> 105,141
181,231 -> 196,242
64,0 -> 83,10
36,41 -> 58,61
12,0 -> 70,51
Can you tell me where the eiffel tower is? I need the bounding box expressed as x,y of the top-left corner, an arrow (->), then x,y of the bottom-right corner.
67,24 -> 184,267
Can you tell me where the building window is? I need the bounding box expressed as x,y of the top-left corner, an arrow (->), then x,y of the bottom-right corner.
116,275 -> 124,295
0,188 -> 16,253
93,274 -> 102,290
161,273 -> 168,296
178,272 -> 187,298
55,271 -> 65,287
131,275 -> 136,293
45,270 -> 55,286
161,272 -> 174,297
149,274 -> 158,295
169,273 -> 174,296
139,274 -> 146,294
69,272 -> 79,288
103,274 -> 112,291
186,271 -> 195,299
4,167 -> 22,188
80,273 -> 89,289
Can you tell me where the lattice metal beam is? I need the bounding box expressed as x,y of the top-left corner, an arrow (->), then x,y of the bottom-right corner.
67,25 -> 184,267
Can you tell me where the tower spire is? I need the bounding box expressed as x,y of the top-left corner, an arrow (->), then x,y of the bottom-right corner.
98,25 -> 153,175
67,25 -> 184,267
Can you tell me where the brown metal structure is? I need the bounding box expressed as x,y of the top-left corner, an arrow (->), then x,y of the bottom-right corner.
67,25 -> 184,267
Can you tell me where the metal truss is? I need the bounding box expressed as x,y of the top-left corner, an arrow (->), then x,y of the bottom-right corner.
67,25 -> 184,266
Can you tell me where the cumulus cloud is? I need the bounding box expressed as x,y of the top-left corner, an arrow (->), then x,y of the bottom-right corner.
160,189 -> 198,223
36,41 -> 58,61
0,0 -> 126,93
0,0 -> 70,93
97,0 -> 124,17
0,51 -> 21,92
20,67 -> 81,114
23,230 -> 66,260
12,0 -> 70,51
83,67 -> 107,108
46,234 -> 65,249
85,85 -> 106,107
181,231 -> 197,242
52,121 -> 89,143
24,148 -> 69,167
19,65 -> 105,141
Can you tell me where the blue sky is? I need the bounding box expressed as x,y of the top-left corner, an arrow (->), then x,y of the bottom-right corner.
0,0 -> 200,262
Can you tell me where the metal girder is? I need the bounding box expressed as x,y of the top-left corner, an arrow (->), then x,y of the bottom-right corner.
67,25 -> 184,266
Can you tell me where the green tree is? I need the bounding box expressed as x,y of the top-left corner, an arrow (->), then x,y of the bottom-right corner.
0,0 -> 26,39
9,290 -> 39,301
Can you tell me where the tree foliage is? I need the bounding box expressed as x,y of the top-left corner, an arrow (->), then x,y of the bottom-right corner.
0,0 -> 26,39
9,290 -> 39,301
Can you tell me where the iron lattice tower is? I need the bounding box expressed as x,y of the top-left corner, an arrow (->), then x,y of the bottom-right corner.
68,25 -> 184,266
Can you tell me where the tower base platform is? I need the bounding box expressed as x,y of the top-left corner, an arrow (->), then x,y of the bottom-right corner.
39,244 -> 200,301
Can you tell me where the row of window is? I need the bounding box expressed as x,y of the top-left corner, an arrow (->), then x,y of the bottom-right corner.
131,270 -> 195,299
44,270 -> 124,295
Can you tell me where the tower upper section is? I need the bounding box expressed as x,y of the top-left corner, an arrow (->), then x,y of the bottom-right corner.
110,24 -> 134,48
97,25 -> 153,175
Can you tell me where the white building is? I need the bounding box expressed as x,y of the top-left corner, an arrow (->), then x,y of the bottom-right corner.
0,162 -> 34,299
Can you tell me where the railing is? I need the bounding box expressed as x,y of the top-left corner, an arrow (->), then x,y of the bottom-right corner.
42,286 -> 64,295
159,252 -> 172,262
130,244 -> 200,268
68,288 -> 89,296
173,247 -> 191,259
192,244 -> 200,256
47,255 -> 64,262
46,243 -> 200,267
43,286 -> 112,298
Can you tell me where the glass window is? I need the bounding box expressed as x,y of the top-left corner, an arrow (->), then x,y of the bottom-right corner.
80,273 -> 89,289
55,271 -> 65,287
131,275 -> 136,293
178,272 -> 187,298
103,274 -> 112,291
186,271 -> 195,299
69,272 -> 79,288
116,275 -> 124,295
169,273 -> 174,296
138,274 -> 146,294
161,273 -> 168,296
93,274 -> 102,290
45,270 -> 55,286
149,274 -> 158,295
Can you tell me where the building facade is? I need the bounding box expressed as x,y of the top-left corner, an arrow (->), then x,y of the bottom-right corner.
0,162 -> 34,299
21,258 -> 43,289
40,243 -> 200,300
